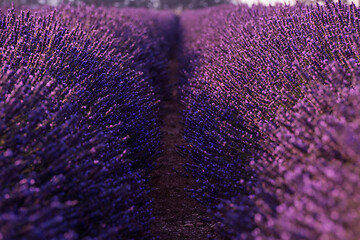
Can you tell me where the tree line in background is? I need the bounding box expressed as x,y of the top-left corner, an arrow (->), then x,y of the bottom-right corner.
2,0 -> 231,9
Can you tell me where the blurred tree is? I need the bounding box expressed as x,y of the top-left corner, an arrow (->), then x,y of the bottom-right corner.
1,0 -> 230,9
160,0 -> 230,9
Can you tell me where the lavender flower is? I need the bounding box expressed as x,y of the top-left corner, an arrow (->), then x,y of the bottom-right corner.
0,5 -> 176,239
179,2 -> 360,239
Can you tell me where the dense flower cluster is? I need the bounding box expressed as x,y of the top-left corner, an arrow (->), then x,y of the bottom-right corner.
244,60 -> 360,240
0,5 -> 176,239
179,2 -> 360,239
217,61 -> 360,240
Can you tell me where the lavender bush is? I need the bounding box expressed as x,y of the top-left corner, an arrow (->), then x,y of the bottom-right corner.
0,5 -> 176,239
217,61 -> 360,239
179,1 -> 360,239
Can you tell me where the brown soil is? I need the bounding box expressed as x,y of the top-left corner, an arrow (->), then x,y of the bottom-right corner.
148,59 -> 216,239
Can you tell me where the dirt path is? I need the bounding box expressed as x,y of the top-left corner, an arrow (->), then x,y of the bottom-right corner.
148,57 -> 216,239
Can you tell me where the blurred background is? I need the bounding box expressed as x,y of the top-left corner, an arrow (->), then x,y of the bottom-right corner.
0,0 -> 356,11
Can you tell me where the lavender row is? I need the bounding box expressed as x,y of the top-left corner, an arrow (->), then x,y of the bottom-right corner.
179,2 -> 360,239
224,58 -> 360,240
0,6 -> 176,239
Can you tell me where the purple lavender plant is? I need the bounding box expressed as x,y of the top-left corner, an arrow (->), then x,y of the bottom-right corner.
0,5 -> 176,239
179,2 -> 360,239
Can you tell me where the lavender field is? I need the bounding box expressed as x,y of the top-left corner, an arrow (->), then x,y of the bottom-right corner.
1,1 -> 360,239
